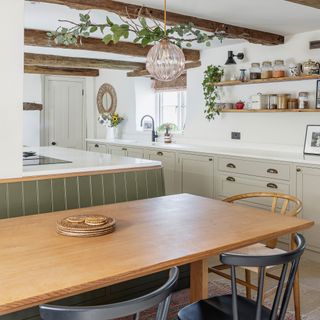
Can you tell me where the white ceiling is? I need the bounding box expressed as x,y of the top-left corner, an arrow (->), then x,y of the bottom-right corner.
24,0 -> 320,61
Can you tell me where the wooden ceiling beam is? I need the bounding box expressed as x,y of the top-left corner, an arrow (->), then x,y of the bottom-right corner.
285,0 -> 320,9
24,65 -> 99,77
127,61 -> 202,78
24,29 -> 200,61
24,53 -> 145,70
23,103 -> 43,111
26,0 -> 284,45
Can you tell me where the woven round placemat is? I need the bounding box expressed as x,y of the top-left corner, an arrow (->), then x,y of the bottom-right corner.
57,214 -> 116,237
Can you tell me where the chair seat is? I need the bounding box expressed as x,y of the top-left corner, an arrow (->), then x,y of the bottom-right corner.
178,294 -> 271,320
229,243 -> 287,273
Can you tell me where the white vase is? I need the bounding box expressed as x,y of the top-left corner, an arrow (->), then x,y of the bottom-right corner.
106,127 -> 115,140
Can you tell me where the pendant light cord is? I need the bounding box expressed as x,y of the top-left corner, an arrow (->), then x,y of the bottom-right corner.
164,0 -> 167,36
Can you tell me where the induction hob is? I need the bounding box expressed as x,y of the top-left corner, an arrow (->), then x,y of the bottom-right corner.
23,153 -> 72,166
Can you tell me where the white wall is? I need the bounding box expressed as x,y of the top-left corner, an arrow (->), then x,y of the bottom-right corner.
0,1 -> 24,178
184,29 -> 320,149
92,69 -> 138,139
23,74 -> 42,146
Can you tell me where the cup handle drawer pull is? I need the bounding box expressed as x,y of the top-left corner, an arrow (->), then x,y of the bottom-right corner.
267,183 -> 278,189
226,176 -> 236,182
226,163 -> 236,168
94,144 -> 99,148
157,151 -> 164,156
267,168 -> 278,174
122,147 -> 127,151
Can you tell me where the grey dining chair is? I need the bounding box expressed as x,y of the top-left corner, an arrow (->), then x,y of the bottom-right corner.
178,234 -> 305,320
40,267 -> 179,320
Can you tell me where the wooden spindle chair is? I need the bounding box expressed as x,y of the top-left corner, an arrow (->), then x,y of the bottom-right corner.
209,192 -> 303,320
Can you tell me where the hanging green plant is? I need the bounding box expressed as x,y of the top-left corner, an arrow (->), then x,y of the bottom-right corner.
202,65 -> 224,121
47,10 -> 224,48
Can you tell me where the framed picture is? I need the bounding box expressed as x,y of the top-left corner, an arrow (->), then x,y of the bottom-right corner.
316,80 -> 320,109
304,125 -> 320,155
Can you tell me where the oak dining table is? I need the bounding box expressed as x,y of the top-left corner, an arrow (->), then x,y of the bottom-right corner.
0,193 -> 314,316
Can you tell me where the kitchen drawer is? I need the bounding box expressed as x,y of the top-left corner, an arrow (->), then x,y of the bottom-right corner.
145,149 -> 175,159
87,143 -> 108,153
217,173 -> 290,208
218,157 -> 290,181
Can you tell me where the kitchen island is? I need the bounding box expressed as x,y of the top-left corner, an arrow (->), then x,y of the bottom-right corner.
0,147 -> 179,320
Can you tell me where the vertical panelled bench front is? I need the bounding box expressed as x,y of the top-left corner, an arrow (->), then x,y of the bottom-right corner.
0,167 -> 191,320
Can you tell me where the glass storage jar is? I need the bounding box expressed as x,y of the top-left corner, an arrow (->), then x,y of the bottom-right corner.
250,63 -> 261,80
298,92 -> 309,109
288,98 -> 299,109
277,94 -> 290,109
269,94 -> 278,109
261,61 -> 273,79
273,60 -> 286,78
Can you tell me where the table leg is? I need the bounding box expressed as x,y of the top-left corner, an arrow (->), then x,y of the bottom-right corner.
190,259 -> 208,303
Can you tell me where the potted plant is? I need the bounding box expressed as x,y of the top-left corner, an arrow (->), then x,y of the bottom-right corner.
157,123 -> 178,143
202,65 -> 224,121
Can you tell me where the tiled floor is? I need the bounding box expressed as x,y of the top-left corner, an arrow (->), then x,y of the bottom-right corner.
208,251 -> 320,319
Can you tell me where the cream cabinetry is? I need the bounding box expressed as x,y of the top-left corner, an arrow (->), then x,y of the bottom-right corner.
216,156 -> 291,209
108,145 -> 144,158
296,166 -> 320,252
87,142 -> 108,153
144,149 -> 177,195
218,157 -> 290,181
178,153 -> 214,198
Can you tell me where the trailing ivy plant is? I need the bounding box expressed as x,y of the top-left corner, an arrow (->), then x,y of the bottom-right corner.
202,65 -> 224,121
48,10 -> 224,47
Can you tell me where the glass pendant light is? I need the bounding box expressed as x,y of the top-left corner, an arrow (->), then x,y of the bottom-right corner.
146,0 -> 185,81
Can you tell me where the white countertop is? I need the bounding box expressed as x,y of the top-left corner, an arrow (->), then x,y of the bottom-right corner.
86,138 -> 320,166
23,146 -> 161,177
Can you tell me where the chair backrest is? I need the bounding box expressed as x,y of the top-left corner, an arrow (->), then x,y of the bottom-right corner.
40,267 -> 179,320
223,192 -> 302,247
220,233 -> 305,320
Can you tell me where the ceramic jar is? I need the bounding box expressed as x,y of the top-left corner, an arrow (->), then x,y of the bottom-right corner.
288,63 -> 302,77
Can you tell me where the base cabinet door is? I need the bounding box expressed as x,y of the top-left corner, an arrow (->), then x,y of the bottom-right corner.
108,145 -> 128,156
126,147 -> 144,159
178,153 -> 214,198
87,143 -> 108,153
296,166 -> 320,252
145,149 -> 176,195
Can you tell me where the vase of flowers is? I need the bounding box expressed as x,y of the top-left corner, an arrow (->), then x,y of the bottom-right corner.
98,112 -> 124,140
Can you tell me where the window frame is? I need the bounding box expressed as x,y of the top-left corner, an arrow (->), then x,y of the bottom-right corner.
155,90 -> 187,133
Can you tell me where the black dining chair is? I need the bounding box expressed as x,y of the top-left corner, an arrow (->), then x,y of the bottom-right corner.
40,267 -> 179,320
178,234 -> 305,320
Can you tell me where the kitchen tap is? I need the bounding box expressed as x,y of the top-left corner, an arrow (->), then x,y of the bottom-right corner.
140,115 -> 158,142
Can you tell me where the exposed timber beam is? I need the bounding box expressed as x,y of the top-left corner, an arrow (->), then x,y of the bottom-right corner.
26,0 -> 284,45
23,103 -> 43,111
127,61 -> 202,78
24,65 -> 99,77
24,29 -> 200,61
285,0 -> 320,9
24,53 -> 145,70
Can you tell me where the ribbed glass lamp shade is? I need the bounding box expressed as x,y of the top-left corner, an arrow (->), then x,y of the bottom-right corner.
146,39 -> 185,81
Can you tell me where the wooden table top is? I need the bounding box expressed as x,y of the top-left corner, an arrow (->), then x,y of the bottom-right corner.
0,194 -> 313,315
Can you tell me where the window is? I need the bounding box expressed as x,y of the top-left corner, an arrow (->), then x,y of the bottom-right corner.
156,90 -> 187,131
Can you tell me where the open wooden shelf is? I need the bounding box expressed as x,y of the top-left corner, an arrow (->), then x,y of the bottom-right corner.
220,108 -> 320,113
212,74 -> 320,87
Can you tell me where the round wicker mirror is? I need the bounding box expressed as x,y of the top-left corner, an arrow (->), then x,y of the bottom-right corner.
97,83 -> 117,115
